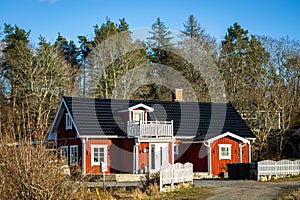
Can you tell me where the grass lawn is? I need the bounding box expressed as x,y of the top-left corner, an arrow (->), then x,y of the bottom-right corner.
273,175 -> 300,200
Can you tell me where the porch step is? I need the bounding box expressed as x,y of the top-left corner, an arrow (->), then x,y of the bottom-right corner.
193,172 -> 219,179
88,174 -> 147,182
115,174 -> 147,182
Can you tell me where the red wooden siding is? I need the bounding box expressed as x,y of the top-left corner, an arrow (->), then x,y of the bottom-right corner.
56,110 -> 82,168
57,111 -> 77,139
85,139 -> 112,174
175,142 -> 208,172
110,138 -> 135,173
57,138 -> 82,168
138,142 -> 149,170
210,136 -> 249,176
168,142 -> 173,164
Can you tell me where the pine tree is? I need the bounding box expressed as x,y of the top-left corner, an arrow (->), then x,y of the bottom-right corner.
147,17 -> 174,64
83,18 -> 147,98
177,15 -> 218,101
180,14 -> 216,53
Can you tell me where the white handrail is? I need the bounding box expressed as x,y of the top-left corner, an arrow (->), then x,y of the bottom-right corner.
127,120 -> 173,138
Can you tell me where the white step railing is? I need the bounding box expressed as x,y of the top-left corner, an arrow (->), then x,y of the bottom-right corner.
127,120 -> 173,138
160,162 -> 193,191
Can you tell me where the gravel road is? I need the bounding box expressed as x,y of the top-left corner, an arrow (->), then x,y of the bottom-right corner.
194,180 -> 300,200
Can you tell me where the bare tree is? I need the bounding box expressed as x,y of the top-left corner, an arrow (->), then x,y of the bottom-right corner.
1,33 -> 73,140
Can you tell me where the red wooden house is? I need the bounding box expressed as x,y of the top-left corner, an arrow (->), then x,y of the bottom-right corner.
48,91 -> 255,176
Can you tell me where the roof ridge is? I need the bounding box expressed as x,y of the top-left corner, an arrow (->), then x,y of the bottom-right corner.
62,96 -> 230,105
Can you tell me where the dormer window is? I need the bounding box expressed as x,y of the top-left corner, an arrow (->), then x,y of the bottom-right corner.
66,113 -> 72,130
119,103 -> 153,124
133,110 -> 144,123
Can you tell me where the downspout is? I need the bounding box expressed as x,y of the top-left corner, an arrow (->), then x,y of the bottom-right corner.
203,141 -> 211,175
248,142 -> 252,163
82,138 -> 86,175
171,142 -> 174,165
133,139 -> 140,174
239,143 -> 247,163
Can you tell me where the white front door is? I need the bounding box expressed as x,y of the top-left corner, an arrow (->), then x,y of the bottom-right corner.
150,143 -> 169,172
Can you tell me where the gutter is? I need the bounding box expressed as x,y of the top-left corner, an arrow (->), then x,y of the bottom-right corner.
239,143 -> 247,163
203,141 -> 211,175
82,138 -> 87,175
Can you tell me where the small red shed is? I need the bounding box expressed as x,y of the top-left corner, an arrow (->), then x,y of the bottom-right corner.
175,132 -> 251,176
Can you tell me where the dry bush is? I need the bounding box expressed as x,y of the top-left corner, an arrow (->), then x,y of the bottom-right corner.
124,187 -> 147,200
113,186 -> 147,200
276,188 -> 300,200
145,182 -> 160,196
0,135 -> 95,200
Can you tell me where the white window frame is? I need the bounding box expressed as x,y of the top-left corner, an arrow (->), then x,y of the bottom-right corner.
173,144 -> 179,155
60,146 -> 68,165
91,144 -> 108,169
132,110 -> 144,123
66,113 -> 72,130
70,145 -> 78,165
219,144 -> 232,160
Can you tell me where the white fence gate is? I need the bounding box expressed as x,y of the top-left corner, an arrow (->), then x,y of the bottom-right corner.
160,162 -> 193,191
257,159 -> 300,180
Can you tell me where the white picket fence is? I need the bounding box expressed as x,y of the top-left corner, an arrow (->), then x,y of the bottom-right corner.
160,162 -> 193,191
257,159 -> 300,180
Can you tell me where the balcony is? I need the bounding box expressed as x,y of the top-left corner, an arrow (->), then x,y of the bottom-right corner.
127,120 -> 173,138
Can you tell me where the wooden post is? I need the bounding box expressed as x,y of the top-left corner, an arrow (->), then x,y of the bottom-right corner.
100,162 -> 106,190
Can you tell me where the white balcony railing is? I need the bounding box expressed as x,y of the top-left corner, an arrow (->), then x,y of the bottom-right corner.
127,120 -> 173,138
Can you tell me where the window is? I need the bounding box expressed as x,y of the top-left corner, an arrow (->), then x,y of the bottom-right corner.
173,144 -> 179,155
60,146 -> 68,165
70,145 -> 78,165
91,145 -> 107,170
219,144 -> 232,160
133,111 -> 144,123
66,113 -> 72,130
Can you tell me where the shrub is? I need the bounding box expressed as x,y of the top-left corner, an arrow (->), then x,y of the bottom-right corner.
0,135 -> 95,199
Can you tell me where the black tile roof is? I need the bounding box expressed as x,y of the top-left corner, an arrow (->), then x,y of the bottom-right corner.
63,96 -> 255,140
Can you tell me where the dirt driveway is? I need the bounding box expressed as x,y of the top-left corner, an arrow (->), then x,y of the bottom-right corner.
194,180 -> 300,200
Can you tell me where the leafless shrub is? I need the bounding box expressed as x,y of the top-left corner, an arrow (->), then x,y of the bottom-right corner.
0,134 -> 95,199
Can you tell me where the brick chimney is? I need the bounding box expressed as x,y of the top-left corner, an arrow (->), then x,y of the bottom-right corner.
172,88 -> 183,102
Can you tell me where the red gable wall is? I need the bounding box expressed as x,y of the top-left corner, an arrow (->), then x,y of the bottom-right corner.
210,136 -> 249,176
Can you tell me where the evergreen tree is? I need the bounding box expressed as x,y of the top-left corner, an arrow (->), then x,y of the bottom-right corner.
177,15 -> 218,101
147,17 -> 174,64
180,14 -> 216,53
0,24 -> 33,137
0,24 -> 71,139
135,18 -> 175,100
55,33 -> 80,67
219,22 -> 251,106
54,33 -> 81,95
83,18 -> 147,98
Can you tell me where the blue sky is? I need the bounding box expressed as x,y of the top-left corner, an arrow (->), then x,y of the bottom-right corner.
1,0 -> 300,44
